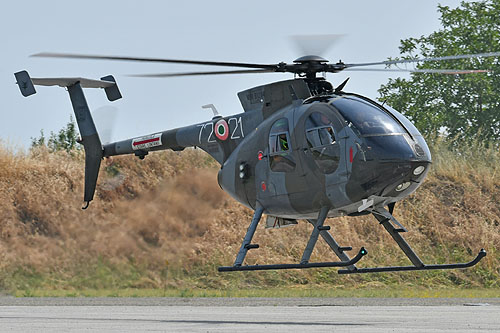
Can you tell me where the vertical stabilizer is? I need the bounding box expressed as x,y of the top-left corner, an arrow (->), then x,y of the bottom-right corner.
67,83 -> 103,208
15,70 -> 122,208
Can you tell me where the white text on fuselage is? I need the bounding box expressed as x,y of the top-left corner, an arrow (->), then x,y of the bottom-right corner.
197,117 -> 244,144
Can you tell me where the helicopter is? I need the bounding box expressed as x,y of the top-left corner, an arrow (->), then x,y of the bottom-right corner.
15,49 -> 500,274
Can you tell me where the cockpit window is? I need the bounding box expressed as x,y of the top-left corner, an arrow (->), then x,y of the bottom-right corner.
332,97 -> 406,136
269,118 -> 295,172
305,112 -> 336,147
306,127 -> 335,147
304,112 -> 340,174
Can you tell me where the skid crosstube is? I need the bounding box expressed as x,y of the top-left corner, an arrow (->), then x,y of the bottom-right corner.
338,249 -> 486,274
218,247 -> 367,272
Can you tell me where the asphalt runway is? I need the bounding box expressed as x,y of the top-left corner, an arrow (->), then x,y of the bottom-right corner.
0,298 -> 499,332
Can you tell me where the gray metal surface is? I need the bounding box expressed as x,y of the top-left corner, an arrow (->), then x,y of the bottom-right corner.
0,298 -> 498,332
67,83 -> 102,205
31,77 -> 116,88
316,222 -> 357,271
233,204 -> 264,266
300,207 -> 329,264
374,207 -> 424,267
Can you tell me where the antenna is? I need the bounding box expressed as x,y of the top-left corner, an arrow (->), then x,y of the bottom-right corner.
202,104 -> 222,119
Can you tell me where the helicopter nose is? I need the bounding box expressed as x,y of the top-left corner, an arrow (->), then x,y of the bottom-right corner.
346,134 -> 431,201
367,135 -> 431,193
363,134 -> 429,162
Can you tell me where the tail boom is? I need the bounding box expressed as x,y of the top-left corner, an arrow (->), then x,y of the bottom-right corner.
103,127 -> 188,158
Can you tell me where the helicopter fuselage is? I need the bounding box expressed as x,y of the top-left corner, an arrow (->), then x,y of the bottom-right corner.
99,78 -> 431,220
217,91 -> 431,220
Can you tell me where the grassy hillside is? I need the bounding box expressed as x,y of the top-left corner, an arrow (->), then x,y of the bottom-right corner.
0,141 -> 498,295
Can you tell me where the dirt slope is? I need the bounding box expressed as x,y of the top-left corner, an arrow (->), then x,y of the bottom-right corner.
0,143 -> 498,291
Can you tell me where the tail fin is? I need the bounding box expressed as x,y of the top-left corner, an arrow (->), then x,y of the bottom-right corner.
67,83 -> 103,209
15,70 -> 122,209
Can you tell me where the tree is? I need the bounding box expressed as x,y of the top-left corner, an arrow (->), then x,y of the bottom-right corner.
378,0 -> 500,144
31,116 -> 81,152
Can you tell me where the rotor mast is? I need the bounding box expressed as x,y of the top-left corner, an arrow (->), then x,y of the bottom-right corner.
291,55 -> 341,79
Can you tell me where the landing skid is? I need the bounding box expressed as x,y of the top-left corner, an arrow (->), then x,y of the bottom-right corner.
218,205 -> 486,274
218,205 -> 367,272
338,250 -> 486,274
339,207 -> 486,274
218,248 -> 366,272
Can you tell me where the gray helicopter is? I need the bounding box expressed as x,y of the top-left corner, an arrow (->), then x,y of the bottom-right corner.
15,50 -> 498,274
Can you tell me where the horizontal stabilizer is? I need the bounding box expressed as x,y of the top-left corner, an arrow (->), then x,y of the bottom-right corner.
14,70 -> 122,101
32,77 -> 115,89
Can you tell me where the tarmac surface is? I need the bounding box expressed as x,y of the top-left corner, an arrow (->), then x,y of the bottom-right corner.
0,297 -> 499,332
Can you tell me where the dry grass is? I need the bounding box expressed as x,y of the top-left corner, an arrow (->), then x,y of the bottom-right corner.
0,141 -> 498,293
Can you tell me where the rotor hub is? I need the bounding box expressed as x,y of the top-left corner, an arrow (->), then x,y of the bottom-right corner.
293,55 -> 329,63
289,55 -> 330,78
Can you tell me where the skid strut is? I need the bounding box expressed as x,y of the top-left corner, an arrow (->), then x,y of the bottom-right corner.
218,206 -> 367,272
338,207 -> 487,274
310,219 -> 358,272
233,204 -> 265,266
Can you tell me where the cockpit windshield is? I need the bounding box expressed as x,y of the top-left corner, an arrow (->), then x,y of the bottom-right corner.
331,96 -> 406,136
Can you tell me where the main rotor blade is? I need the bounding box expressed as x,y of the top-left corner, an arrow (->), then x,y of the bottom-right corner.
31,52 -> 279,70
128,69 -> 275,78
346,51 -> 500,68
344,68 -> 490,74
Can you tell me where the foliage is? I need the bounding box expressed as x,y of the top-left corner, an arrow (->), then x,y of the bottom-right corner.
31,116 -> 80,152
379,0 -> 500,144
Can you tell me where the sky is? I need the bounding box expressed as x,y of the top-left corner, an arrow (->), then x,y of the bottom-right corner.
0,0 -> 464,148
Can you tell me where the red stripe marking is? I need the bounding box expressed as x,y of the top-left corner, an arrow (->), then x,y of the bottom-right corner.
349,146 -> 353,163
133,138 -> 160,146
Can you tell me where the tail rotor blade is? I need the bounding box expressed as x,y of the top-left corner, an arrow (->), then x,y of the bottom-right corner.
92,106 -> 118,145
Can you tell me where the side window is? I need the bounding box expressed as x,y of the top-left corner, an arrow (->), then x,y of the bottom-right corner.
269,118 -> 295,172
306,126 -> 335,147
305,112 -> 340,174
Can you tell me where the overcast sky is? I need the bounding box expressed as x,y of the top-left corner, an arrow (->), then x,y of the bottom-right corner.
1,0 -> 463,148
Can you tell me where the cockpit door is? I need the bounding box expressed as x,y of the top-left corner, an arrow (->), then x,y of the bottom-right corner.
296,104 -> 349,186
260,116 -> 308,205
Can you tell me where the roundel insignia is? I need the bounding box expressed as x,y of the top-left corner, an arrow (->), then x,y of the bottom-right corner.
215,119 -> 229,141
